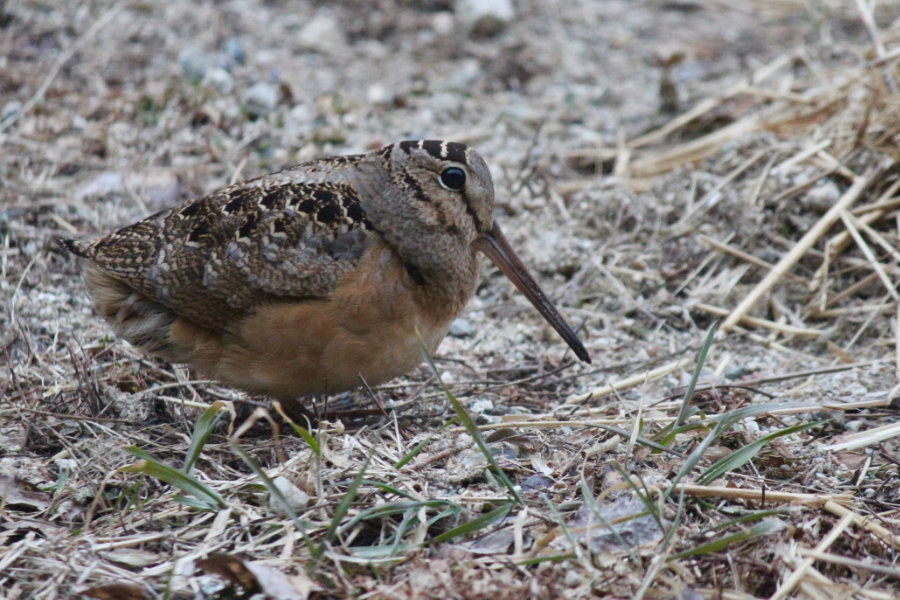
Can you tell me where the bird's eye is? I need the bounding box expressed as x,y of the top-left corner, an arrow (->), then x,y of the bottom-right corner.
439,167 -> 466,191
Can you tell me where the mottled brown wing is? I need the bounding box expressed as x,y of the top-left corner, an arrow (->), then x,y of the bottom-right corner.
69,180 -> 375,331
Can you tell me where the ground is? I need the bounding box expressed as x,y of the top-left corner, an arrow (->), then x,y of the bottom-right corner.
2,1 -> 900,598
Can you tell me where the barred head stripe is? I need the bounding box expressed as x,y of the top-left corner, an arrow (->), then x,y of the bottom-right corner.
422,140 -> 443,158
398,140 -> 469,166
398,140 -> 418,155
443,142 -> 467,164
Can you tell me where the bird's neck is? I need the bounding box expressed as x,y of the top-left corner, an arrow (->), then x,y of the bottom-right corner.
407,244 -> 481,323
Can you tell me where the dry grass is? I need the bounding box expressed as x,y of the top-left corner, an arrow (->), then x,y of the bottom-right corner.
2,1 -> 900,598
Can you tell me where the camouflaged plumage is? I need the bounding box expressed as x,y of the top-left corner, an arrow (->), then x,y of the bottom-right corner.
64,141 -> 485,332
63,139 -> 588,398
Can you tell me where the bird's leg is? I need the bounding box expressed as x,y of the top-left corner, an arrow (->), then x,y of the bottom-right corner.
358,373 -> 390,417
278,396 -> 318,429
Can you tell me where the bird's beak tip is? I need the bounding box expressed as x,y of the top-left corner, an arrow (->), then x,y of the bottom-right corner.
475,222 -> 591,364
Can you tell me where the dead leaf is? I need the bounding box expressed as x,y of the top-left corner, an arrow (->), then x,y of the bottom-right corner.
0,475 -> 51,512
833,452 -> 867,470
196,553 -> 259,592
99,549 -> 160,568
196,553 -> 317,600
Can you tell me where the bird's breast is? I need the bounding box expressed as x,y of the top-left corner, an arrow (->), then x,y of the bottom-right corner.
200,243 -> 467,398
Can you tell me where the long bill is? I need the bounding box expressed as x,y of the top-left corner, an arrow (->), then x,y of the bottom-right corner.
473,222 -> 591,364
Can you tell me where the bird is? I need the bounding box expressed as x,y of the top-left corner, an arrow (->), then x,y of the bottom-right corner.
62,140 -> 590,401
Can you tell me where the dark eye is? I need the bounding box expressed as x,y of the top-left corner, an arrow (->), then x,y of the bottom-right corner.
439,167 -> 466,191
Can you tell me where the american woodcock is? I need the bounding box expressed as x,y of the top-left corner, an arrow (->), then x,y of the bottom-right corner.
63,140 -> 590,400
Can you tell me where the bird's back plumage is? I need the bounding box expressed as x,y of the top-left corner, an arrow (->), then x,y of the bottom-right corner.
66,161 -> 379,332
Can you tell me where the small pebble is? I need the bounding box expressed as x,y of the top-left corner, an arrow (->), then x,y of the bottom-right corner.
270,476 -> 310,513
724,366 -> 753,380
222,36 -> 246,65
742,418 -> 760,435
54,458 -> 78,472
127,169 -> 181,211
432,12 -> 455,35
298,11 -> 346,53
521,473 -> 554,490
449,317 -> 473,337
243,82 -> 279,117
436,59 -> 482,91
455,0 -> 515,37
564,570 -> 582,587
469,398 -> 493,413
803,180 -> 840,211
75,171 -> 125,200
179,47 -> 229,81
366,83 -> 390,105
202,68 -> 234,94
1,100 -> 21,122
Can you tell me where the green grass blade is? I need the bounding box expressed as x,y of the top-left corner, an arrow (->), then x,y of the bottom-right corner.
183,401 -> 224,473
122,446 -> 224,510
664,403 -> 804,502
432,502 -> 512,543
394,431 -> 441,470
228,442 -> 316,554
310,459 -> 370,570
427,505 -> 462,527
517,553 -> 577,566
339,499 -> 458,536
697,421 -> 818,485
272,402 -> 321,455
418,336 -> 523,505
659,485 -> 684,552
578,479 -> 636,559
395,417 -> 461,470
655,420 -> 709,447
348,545 -> 418,560
359,479 -> 415,499
593,423 -> 684,457
675,319 -> 719,427
710,508 -> 792,531
172,494 -> 220,510
611,460 -> 662,530
388,507 -> 419,556
672,518 -> 786,559
542,494 -> 582,560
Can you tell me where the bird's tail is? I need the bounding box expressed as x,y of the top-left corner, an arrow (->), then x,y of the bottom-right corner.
57,238 -> 89,258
